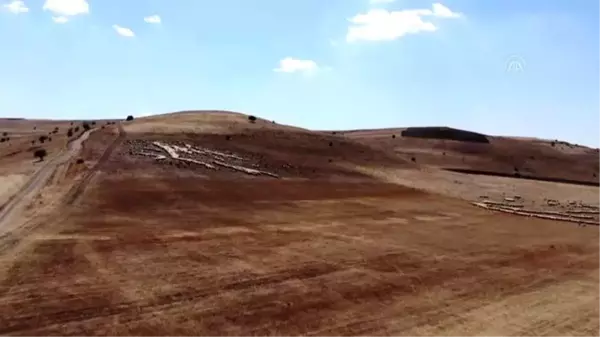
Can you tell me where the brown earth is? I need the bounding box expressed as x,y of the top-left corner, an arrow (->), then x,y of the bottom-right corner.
0,111 -> 597,336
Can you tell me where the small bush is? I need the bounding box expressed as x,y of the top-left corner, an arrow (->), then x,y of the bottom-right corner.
67,129 -> 73,137
0,138 -> 5,143
411,157 -> 416,162
91,121 -> 96,125
76,158 -> 84,164
551,141 -> 556,147
39,135 -> 48,143
70,122 -> 74,126
74,126 -> 80,132
82,122 -> 91,131
248,115 -> 257,123
34,148 -> 47,161
329,142 -> 333,147
31,140 -> 35,145
2,132 -> 7,136
33,126 -> 36,130
392,134 -> 396,139
225,135 -> 231,141
126,115 -> 134,121
48,137 -> 52,142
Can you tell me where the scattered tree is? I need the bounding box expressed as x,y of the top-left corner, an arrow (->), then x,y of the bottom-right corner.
248,115 -> 257,123
126,115 -> 134,121
34,148 -> 47,161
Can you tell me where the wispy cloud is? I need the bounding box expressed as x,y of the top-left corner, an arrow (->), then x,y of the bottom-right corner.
52,15 -> 68,23
43,0 -> 89,16
346,2 -> 463,42
274,57 -> 319,74
144,14 -> 161,24
3,0 -> 29,14
113,24 -> 135,37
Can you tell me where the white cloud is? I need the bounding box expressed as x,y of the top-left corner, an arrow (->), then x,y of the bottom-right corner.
43,0 -> 89,17
52,15 -> 68,23
113,24 -> 135,37
346,2 -> 462,42
432,3 -> 461,18
274,57 -> 319,74
144,14 -> 161,24
3,0 -> 29,14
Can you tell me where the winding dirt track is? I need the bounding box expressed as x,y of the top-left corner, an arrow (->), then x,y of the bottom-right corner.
0,130 -> 95,232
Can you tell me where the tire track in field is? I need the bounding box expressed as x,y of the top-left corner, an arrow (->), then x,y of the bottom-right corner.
64,124 -> 126,206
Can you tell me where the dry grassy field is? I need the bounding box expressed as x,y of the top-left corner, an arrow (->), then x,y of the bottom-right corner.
0,111 -> 597,335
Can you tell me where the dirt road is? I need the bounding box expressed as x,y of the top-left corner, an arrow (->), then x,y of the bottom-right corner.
0,130 -> 94,233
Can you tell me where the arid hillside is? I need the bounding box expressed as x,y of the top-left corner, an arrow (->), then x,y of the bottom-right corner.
0,111 -> 597,336
337,126 -> 599,185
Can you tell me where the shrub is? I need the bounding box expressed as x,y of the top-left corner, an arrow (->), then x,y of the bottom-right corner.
126,115 -> 134,121
411,157 -> 416,162
5,137 -> 9,141
70,122 -> 74,126
551,141 -> 556,147
82,122 -> 91,131
2,132 -> 6,136
76,158 -> 84,164
91,121 -> 96,125
48,137 -> 52,142
31,140 -> 35,145
39,135 -> 48,143
74,126 -> 80,132
329,142 -> 333,147
225,135 -> 231,141
34,148 -> 47,161
67,129 -> 73,137
33,126 -> 36,130
248,115 -> 257,123
0,138 -> 5,143
392,134 -> 396,139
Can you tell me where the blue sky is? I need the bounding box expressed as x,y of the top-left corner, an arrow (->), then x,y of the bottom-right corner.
0,0 -> 598,146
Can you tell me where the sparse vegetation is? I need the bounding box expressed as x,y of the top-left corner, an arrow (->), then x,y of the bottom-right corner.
34,148 -> 47,161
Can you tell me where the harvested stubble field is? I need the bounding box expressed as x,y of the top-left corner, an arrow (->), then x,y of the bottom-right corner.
0,111 -> 598,336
